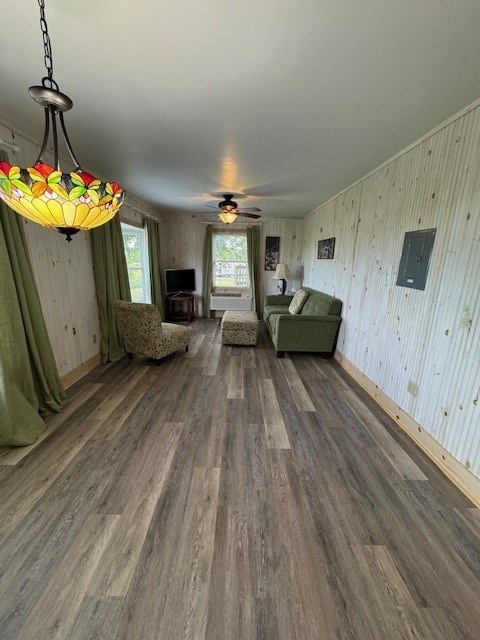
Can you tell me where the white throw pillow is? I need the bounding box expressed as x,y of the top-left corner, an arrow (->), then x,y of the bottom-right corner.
288,289 -> 309,315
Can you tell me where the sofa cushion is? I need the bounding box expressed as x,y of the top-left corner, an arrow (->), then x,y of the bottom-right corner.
288,289 -> 309,315
301,291 -> 336,316
264,305 -> 290,323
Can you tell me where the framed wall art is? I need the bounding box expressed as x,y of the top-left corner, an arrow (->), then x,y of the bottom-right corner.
317,237 -> 335,259
265,236 -> 280,271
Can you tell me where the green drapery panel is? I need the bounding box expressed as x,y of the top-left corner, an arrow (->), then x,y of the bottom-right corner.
0,209 -> 45,445
145,217 -> 165,320
0,183 -> 67,446
202,225 -> 213,318
91,214 -> 131,363
0,364 -> 45,446
247,225 -> 261,313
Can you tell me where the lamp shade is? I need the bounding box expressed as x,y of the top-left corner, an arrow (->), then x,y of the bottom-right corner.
0,162 -> 124,240
218,210 -> 238,224
273,263 -> 291,280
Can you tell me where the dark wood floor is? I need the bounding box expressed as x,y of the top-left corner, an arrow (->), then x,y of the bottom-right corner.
0,319 -> 479,639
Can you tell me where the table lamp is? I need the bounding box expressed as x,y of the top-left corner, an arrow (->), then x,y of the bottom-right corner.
273,264 -> 291,295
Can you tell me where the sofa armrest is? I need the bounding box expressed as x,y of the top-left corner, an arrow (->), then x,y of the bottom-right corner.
271,313 -> 342,352
265,295 -> 293,306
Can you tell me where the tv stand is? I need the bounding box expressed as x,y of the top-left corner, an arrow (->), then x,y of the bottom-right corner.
166,293 -> 194,322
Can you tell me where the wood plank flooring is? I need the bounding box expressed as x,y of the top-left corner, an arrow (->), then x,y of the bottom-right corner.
0,318 -> 479,639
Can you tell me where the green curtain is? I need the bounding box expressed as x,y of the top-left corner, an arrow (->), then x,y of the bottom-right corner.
202,225 -> 213,318
0,211 -> 45,445
145,217 -> 165,319
247,225 -> 261,313
91,215 -> 131,363
0,185 -> 67,445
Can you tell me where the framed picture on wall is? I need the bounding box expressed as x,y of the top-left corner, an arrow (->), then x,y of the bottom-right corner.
265,236 -> 280,271
317,237 -> 335,259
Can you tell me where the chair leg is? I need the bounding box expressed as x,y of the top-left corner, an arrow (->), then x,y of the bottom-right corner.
127,352 -> 133,360
276,350 -> 286,358
185,345 -> 189,352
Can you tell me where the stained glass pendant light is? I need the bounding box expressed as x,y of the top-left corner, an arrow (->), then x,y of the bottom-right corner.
0,0 -> 125,241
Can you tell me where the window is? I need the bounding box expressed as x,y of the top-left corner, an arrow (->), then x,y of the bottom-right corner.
121,223 -> 151,303
213,231 -> 250,290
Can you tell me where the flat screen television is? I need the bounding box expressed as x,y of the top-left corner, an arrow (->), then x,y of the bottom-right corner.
165,268 -> 196,294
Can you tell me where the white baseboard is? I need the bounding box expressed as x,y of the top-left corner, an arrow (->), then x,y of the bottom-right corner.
334,351 -> 480,508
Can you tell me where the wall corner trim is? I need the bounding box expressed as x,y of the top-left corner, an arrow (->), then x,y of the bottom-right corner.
334,351 -> 480,508
61,353 -> 101,389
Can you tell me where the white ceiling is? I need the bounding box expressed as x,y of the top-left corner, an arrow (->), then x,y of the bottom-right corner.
2,0 -> 480,218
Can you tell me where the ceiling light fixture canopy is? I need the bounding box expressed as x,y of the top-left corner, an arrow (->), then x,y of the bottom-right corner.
0,0 -> 125,241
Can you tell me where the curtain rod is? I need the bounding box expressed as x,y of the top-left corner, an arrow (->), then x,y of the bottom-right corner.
141,211 -> 162,222
200,220 -> 262,226
122,199 -> 160,221
0,138 -> 20,153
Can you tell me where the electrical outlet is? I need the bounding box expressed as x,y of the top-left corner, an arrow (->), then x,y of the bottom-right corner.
407,379 -> 419,397
93,334 -> 97,344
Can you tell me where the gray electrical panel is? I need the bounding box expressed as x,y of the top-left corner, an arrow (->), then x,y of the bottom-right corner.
396,228 -> 436,291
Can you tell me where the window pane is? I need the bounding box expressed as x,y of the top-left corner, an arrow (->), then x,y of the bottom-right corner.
213,233 -> 250,288
121,224 -> 151,303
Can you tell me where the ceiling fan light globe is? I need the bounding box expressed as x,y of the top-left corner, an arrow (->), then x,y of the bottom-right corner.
219,211 -> 238,224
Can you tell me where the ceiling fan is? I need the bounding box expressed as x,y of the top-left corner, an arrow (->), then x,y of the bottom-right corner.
206,194 -> 261,224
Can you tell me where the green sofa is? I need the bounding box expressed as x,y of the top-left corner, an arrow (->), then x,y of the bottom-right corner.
264,287 -> 342,358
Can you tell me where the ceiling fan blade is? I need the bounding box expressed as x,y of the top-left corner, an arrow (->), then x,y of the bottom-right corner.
239,207 -> 261,213
205,204 -> 219,209
238,212 -> 261,219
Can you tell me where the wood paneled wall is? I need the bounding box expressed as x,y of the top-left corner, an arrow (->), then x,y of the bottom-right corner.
156,215 -> 205,316
258,217 -> 304,305
303,102 -> 480,480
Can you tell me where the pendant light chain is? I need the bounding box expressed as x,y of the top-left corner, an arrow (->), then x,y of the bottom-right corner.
38,0 -> 58,90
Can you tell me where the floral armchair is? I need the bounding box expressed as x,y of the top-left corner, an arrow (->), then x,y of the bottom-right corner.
113,301 -> 191,362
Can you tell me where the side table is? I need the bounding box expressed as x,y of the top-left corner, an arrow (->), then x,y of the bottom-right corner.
166,293 -> 194,323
